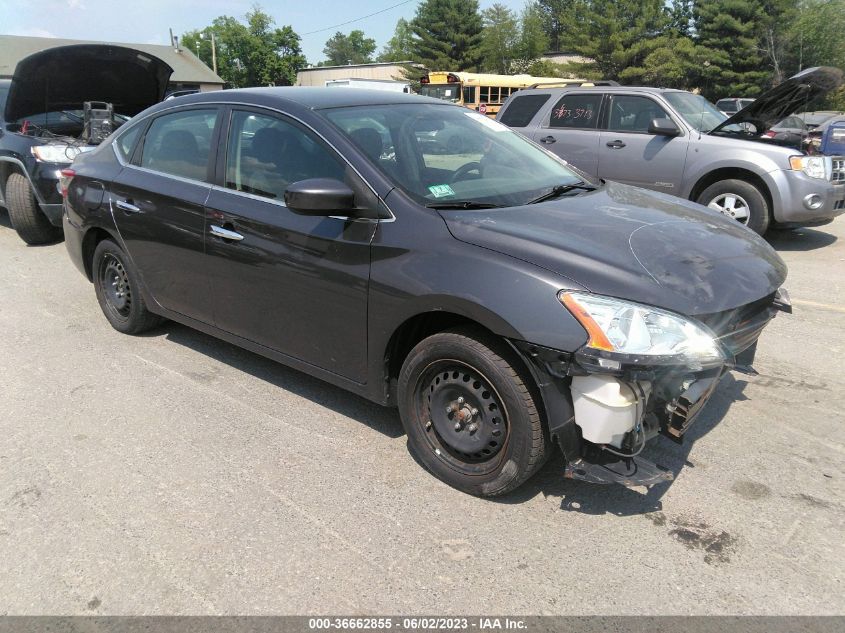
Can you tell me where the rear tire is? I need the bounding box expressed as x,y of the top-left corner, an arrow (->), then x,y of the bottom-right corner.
5,172 -> 62,245
697,178 -> 770,235
397,328 -> 547,497
93,239 -> 163,334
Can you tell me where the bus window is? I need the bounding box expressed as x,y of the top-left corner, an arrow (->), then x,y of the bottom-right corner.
462,86 -> 476,105
419,84 -> 460,102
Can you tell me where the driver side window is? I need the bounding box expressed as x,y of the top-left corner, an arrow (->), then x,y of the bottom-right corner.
608,95 -> 669,133
225,110 -> 345,201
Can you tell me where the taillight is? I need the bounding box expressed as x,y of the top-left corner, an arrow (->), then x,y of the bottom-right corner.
59,169 -> 75,198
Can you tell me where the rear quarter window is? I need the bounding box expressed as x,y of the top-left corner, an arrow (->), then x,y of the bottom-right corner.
498,94 -> 551,128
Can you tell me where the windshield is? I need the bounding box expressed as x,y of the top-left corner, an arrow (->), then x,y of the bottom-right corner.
324,103 -> 586,208
664,92 -> 728,132
419,85 -> 461,103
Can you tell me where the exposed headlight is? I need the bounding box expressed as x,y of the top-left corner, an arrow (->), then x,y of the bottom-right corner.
789,155 -> 829,180
560,291 -> 726,367
31,144 -> 81,163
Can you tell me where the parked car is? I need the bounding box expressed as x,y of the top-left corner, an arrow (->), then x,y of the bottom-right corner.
761,114 -> 808,145
796,110 -> 844,130
806,114 -> 845,153
0,44 -> 172,244
716,97 -> 755,116
63,88 -> 789,497
496,67 -> 845,234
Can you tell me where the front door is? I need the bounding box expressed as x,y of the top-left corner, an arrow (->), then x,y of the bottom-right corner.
110,107 -> 220,321
597,94 -> 689,193
204,108 -> 376,382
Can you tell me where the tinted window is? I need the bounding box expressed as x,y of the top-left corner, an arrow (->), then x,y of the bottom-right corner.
225,110 -> 345,201
548,94 -> 601,129
140,109 -> 217,181
499,94 -> 551,127
115,124 -> 143,161
607,95 -> 669,133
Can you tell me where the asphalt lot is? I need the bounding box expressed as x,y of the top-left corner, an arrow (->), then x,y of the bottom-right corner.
0,209 -> 843,616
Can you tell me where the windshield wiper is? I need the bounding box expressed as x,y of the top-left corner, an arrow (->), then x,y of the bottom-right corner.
526,181 -> 596,204
425,201 -> 502,210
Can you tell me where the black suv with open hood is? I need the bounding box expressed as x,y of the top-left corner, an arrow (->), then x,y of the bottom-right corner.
0,44 -> 172,244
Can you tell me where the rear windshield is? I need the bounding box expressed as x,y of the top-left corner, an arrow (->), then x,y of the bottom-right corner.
498,94 -> 551,128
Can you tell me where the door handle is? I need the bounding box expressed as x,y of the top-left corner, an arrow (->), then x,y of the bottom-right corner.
606,140 -> 626,149
115,199 -> 141,213
210,224 -> 244,241
539,135 -> 556,144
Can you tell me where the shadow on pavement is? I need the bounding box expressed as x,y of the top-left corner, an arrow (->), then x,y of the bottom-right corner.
161,321 -> 404,439
766,226 -> 837,251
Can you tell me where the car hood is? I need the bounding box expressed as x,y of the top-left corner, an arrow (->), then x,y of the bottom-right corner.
4,44 -> 173,122
440,182 -> 787,316
710,67 -> 843,136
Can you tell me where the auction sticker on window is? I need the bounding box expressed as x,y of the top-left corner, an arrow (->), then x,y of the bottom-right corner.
428,184 -> 455,198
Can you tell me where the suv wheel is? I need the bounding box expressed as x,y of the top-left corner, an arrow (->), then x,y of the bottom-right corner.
93,239 -> 163,334
397,328 -> 548,497
5,172 -> 62,245
697,179 -> 770,234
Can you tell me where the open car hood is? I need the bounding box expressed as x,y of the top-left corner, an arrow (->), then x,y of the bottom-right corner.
710,66 -> 843,135
4,44 -> 173,122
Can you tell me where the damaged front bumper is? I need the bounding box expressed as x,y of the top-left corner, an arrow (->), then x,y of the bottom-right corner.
512,288 -> 791,489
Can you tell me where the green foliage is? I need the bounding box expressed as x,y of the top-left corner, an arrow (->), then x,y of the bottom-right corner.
479,4 -> 520,74
182,6 -> 305,87
693,0 -> 773,99
378,18 -> 415,62
409,0 -> 484,71
321,30 -> 377,66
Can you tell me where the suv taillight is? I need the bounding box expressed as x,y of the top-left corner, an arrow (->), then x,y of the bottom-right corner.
59,169 -> 75,198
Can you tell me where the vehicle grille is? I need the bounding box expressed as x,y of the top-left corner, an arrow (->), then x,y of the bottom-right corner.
833,157 -> 845,184
697,293 -> 777,357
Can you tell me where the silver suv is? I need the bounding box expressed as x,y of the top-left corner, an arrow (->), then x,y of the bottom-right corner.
496,67 -> 845,234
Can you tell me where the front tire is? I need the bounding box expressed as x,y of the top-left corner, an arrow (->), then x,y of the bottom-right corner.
5,172 -> 62,245
397,328 -> 547,497
697,178 -> 770,234
93,239 -> 162,334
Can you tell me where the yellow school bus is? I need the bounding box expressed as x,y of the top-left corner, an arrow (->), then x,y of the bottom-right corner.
419,72 -> 615,116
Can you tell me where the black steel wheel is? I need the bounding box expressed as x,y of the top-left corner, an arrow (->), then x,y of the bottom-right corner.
398,328 -> 548,497
92,239 -> 162,334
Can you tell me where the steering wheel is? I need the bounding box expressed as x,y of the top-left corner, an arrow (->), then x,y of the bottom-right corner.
450,161 -> 483,183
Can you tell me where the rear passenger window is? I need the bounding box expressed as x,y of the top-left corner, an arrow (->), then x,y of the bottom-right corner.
225,110 -> 345,202
499,94 -> 551,128
547,94 -> 601,129
115,124 -> 143,161
139,109 -> 217,181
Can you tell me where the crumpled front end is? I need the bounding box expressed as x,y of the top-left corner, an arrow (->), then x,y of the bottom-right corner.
514,288 -> 791,489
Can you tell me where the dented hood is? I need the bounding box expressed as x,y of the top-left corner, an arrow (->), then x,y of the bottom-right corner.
4,44 -> 173,121
440,182 -> 787,316
710,66 -> 843,135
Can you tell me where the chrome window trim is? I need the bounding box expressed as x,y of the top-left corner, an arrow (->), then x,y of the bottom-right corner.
111,100 -> 395,221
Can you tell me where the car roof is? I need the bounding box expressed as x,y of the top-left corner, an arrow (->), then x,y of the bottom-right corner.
509,85 -> 689,97
153,86 -> 441,112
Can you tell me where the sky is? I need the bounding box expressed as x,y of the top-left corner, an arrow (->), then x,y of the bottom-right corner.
0,0 -> 531,67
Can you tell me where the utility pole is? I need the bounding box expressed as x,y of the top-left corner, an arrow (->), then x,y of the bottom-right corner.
211,31 -> 217,75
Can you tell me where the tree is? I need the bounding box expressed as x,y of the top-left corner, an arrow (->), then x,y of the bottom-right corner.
322,30 -> 377,66
693,0 -> 772,99
378,18 -> 415,62
532,0 -> 588,53
182,6 -> 306,87
479,4 -> 519,73
409,0 -> 483,71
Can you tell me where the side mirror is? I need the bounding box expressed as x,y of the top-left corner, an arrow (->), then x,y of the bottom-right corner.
284,178 -> 355,215
648,117 -> 681,137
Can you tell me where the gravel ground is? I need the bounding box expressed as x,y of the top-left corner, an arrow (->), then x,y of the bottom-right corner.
0,209 -> 842,615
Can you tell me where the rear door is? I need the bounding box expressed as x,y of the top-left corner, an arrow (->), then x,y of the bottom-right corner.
111,106 -> 221,321
530,92 -> 604,176
203,107 -> 377,382
597,94 -> 689,193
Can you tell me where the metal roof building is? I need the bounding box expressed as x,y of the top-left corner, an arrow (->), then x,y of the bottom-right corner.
296,61 -> 422,87
0,34 -> 224,92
